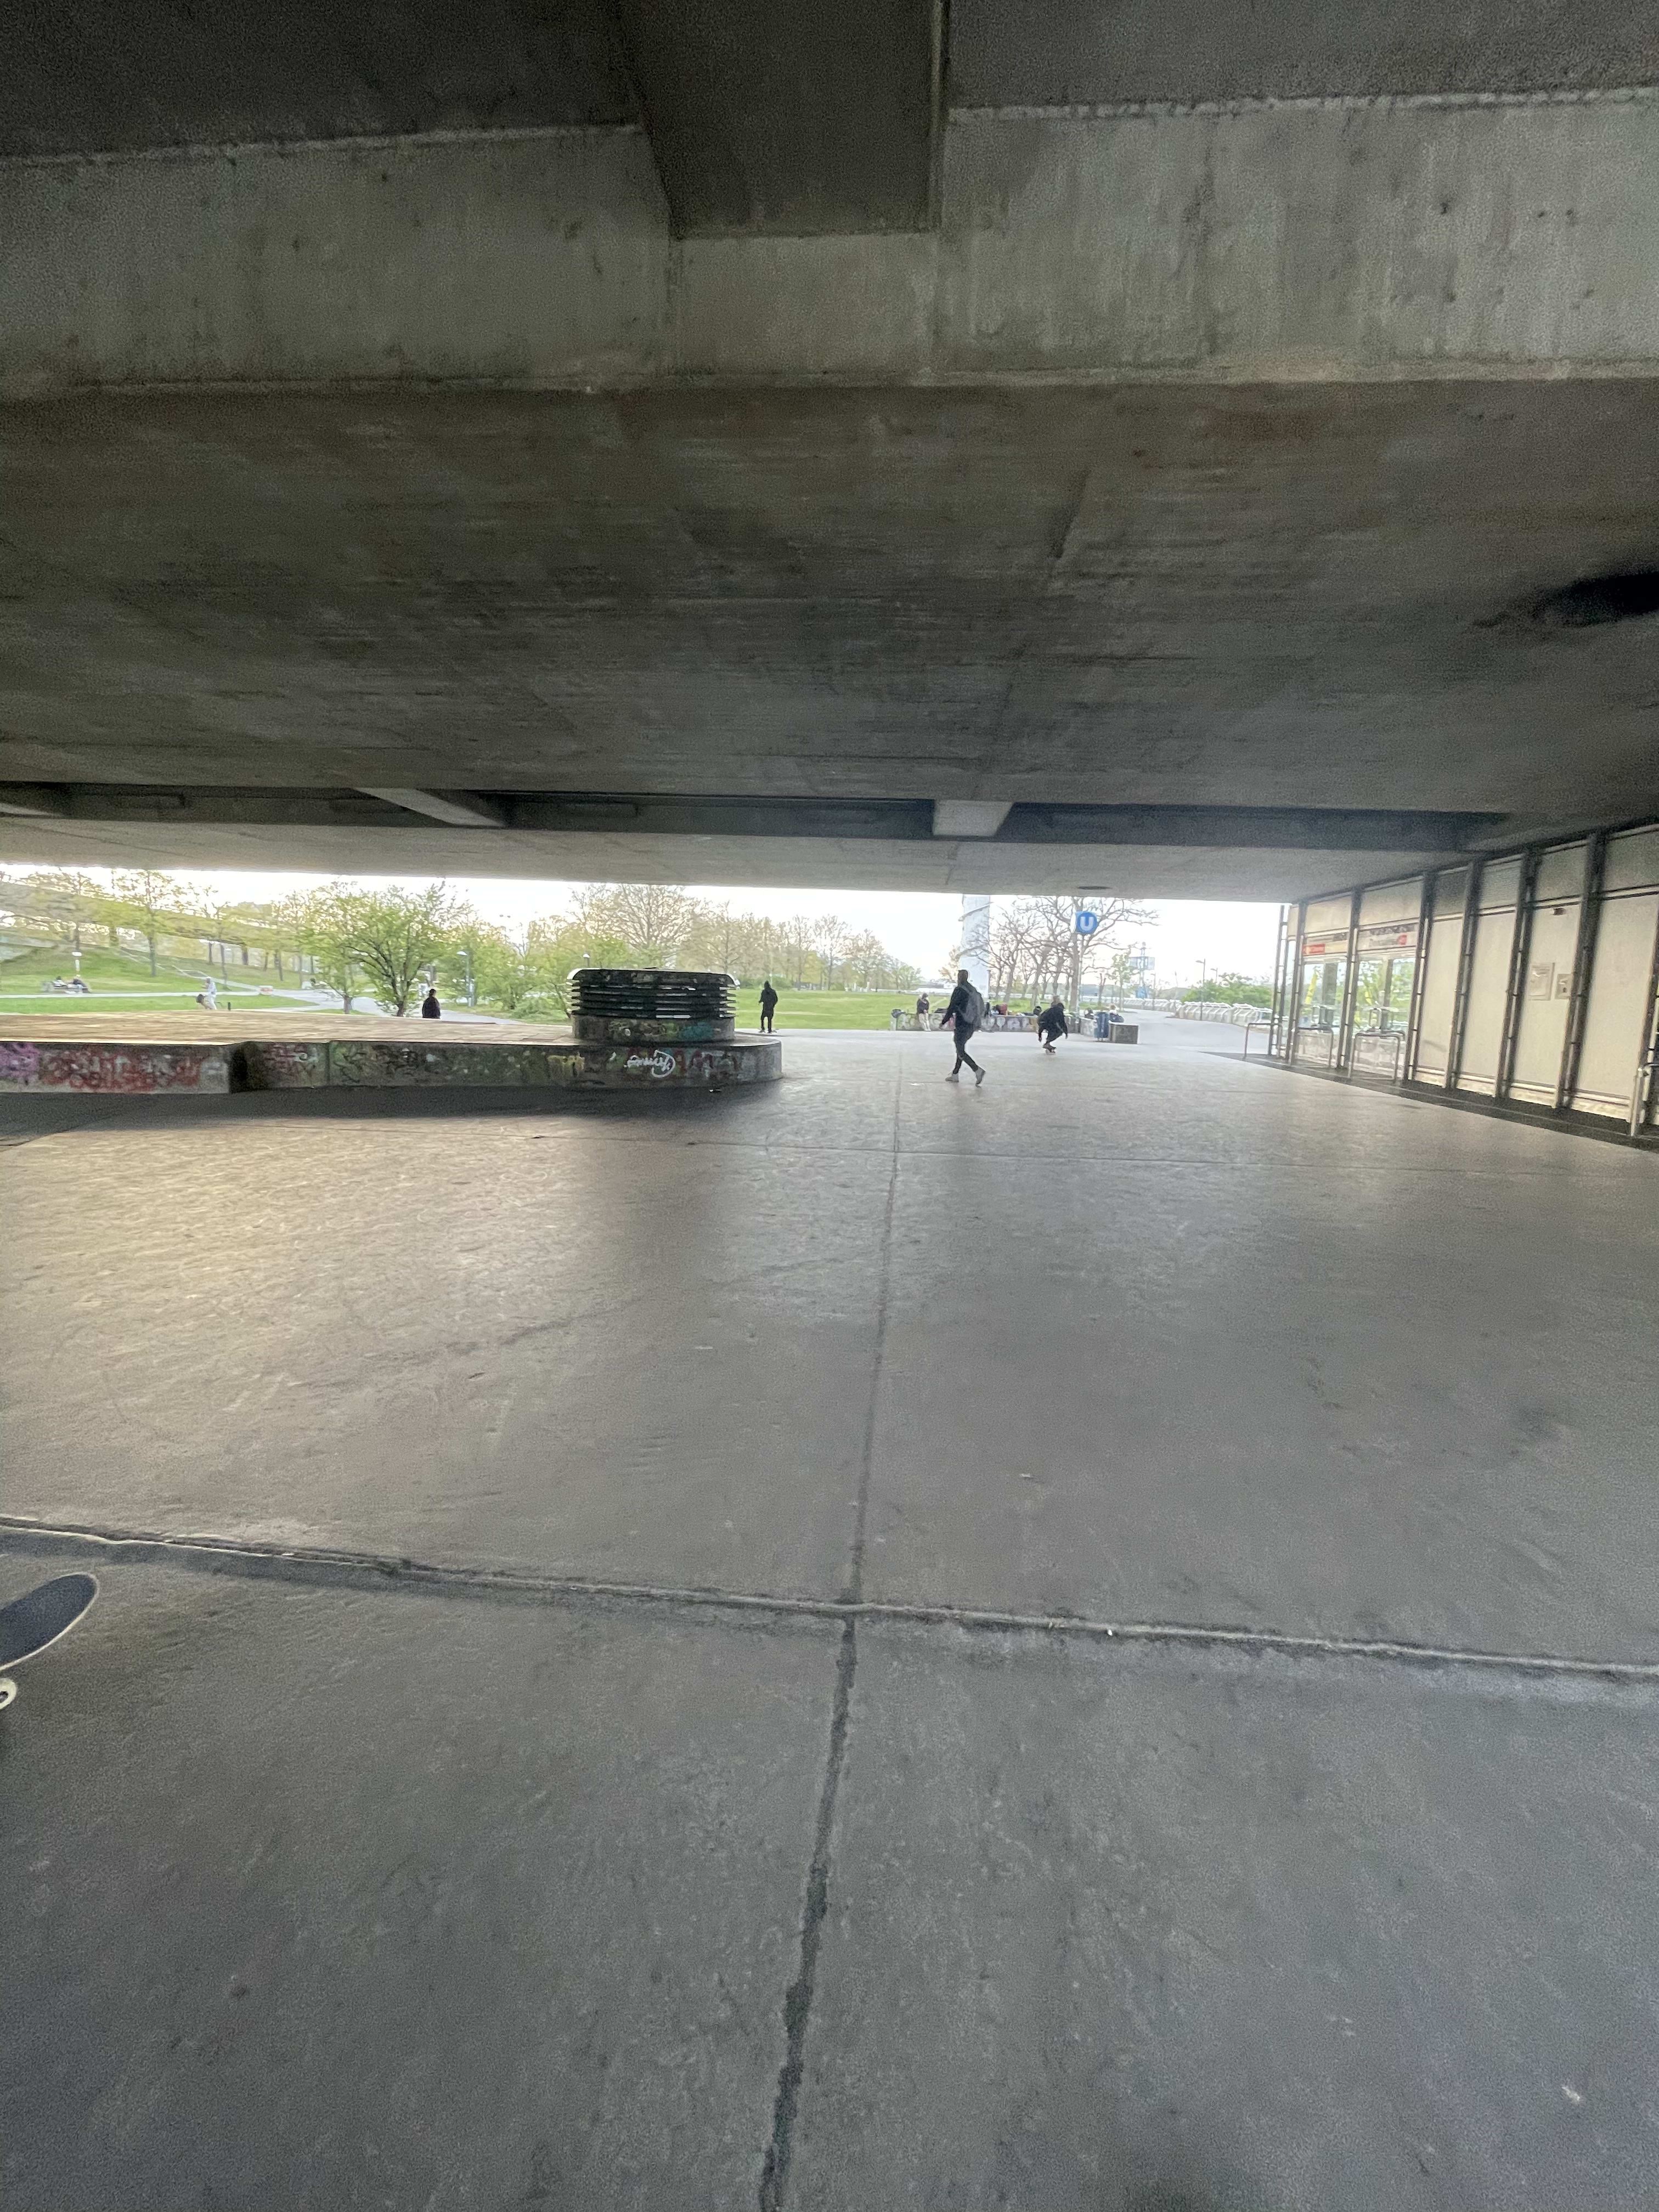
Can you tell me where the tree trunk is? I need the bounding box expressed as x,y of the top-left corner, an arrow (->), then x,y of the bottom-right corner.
146,931 -> 158,975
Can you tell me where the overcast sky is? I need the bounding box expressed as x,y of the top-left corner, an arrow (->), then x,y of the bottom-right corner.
20,867 -> 1278,987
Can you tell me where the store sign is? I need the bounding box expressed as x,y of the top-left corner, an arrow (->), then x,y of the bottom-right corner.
1302,922 -> 1415,960
1355,921 -> 1418,955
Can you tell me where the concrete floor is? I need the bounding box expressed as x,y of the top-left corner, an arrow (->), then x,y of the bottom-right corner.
3,1017 -> 1657,2208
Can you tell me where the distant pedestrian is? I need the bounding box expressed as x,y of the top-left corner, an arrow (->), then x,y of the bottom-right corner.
940,968 -> 986,1086
1037,995 -> 1068,1054
421,986 -> 442,1019
915,991 -> 930,1026
759,979 -> 779,1033
195,978 -> 218,1011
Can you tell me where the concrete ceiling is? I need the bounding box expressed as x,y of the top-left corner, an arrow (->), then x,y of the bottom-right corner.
3,380 -> 1657,896
5,5 -> 1659,896
12,0 -> 1656,161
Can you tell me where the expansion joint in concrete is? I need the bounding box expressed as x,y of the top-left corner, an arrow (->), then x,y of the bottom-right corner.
760,1059 -> 905,2199
952,84 -> 1659,126
843,1059 -> 904,1604
4,1517 -> 1657,1686
759,1616 -> 857,2212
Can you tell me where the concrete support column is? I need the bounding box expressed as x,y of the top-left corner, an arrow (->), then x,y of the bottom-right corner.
960,894 -> 991,1000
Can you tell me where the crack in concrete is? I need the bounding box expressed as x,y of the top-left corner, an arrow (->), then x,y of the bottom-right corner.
758,1617 -> 855,2212
3,1514 -> 1657,1684
762,1041 -> 904,2208
844,1059 -> 903,1604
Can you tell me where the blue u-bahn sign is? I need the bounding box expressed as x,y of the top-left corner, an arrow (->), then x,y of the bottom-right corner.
1074,909 -> 1101,938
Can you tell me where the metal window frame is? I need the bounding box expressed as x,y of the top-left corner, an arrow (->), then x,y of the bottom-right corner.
1495,846 -> 1539,1101
1274,907 -> 1300,1062
1555,831 -> 1607,1112
1444,857 -> 1485,1091
1334,887 -> 1363,1073
1630,896 -> 1659,1136
1280,902 -> 1306,1063
1401,873 -> 1434,1083
1293,817 -> 1659,1133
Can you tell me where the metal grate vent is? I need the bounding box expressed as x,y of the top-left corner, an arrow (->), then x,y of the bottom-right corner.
569,968 -> 735,1024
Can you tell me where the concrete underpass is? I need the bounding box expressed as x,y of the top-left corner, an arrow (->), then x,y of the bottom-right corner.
5,1 -> 1659,2204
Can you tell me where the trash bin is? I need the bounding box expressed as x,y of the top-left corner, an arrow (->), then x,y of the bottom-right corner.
1108,1023 -> 1139,1045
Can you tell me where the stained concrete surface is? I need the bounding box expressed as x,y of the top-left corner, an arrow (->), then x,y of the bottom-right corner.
0,1566 -> 834,2209
3,1021 -> 1654,1651
795,1626 -> 1659,2212
3,1018 -> 1658,2205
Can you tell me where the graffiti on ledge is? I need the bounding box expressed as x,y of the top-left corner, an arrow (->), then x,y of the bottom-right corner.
0,1042 -> 229,1092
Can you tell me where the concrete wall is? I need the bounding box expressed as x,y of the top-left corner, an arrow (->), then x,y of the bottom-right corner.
7,91 -> 1659,393
5,129 -> 672,392
938,98 -> 1659,376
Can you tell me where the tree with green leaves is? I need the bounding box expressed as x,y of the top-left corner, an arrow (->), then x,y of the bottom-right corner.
287,885 -> 370,1011
575,882 -> 699,966
0,869 -> 101,960
108,870 -> 184,974
1184,972 -> 1271,1007
338,882 -> 471,1015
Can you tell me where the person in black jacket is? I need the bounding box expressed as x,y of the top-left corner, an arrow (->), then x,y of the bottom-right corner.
940,969 -> 986,1086
421,986 -> 442,1019
759,979 -> 779,1032
1037,996 -> 1068,1053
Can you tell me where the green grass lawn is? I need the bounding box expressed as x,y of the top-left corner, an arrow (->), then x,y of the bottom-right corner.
0,943 -> 314,1012
732,988 -> 934,1031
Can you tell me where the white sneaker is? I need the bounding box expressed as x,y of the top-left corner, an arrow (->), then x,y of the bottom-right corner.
974,1066 -> 985,1087
945,1070 -> 960,1082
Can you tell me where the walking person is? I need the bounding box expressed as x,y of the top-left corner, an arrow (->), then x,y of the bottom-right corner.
940,968 -> 986,1086
421,985 -> 442,1019
915,990 -> 930,1030
1037,994 -> 1068,1054
758,979 -> 779,1033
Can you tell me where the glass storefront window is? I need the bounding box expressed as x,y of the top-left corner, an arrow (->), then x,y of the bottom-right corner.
1295,958 -> 1345,1063
1352,954 -> 1415,1034
1347,954 -> 1415,1075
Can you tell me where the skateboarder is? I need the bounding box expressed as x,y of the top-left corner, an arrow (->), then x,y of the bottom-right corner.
940,968 -> 986,1085
1037,996 -> 1068,1053
759,979 -> 778,1032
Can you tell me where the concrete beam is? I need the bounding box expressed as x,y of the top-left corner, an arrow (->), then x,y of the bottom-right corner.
357,788 -> 509,827
0,811 -> 1468,902
0,784 -> 70,816
10,91 -> 1659,391
0,786 -> 1500,851
612,0 -> 940,235
933,800 -> 1013,839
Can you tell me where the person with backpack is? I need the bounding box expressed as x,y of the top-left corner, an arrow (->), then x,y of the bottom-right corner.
939,968 -> 986,1086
